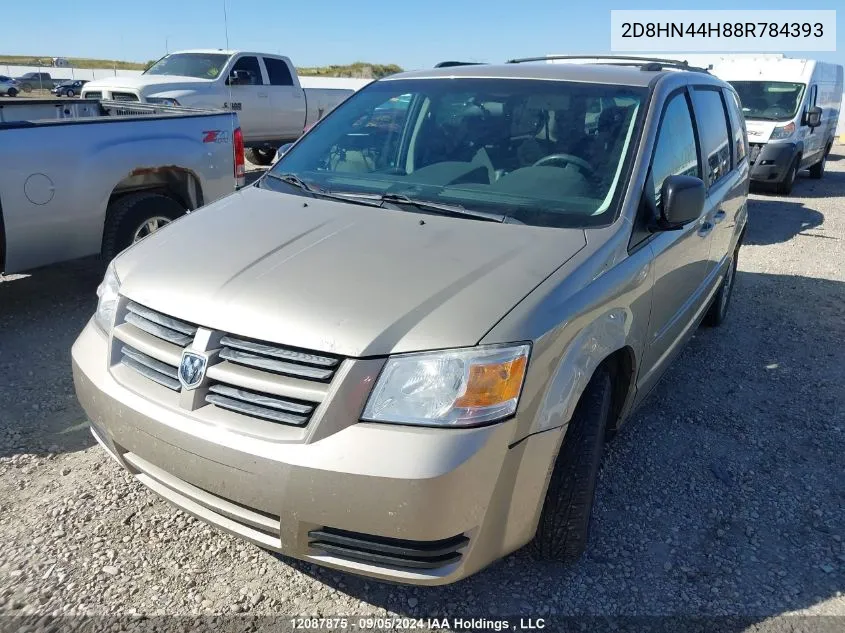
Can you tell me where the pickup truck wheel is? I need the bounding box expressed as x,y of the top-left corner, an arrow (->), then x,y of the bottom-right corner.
245,147 -> 276,166
704,243 -> 740,327
21,83 -> 32,93
531,366 -> 611,563
809,147 -> 829,179
102,192 -> 186,261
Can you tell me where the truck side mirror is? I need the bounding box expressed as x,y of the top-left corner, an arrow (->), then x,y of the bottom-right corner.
805,106 -> 822,128
651,175 -> 705,231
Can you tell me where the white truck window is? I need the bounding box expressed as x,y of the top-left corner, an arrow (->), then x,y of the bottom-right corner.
230,57 -> 263,86
263,58 -> 294,86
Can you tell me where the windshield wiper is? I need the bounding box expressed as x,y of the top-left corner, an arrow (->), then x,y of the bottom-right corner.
263,173 -> 383,207
328,191 -> 506,223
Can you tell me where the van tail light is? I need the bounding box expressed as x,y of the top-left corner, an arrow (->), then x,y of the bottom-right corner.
233,127 -> 245,188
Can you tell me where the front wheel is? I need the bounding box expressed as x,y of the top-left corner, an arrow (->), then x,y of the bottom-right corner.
66,89 -> 75,98
102,192 -> 186,261
21,83 -> 32,93
245,147 -> 276,166
775,156 -> 799,195
809,146 -> 830,179
6,88 -> 17,97
531,366 -> 612,563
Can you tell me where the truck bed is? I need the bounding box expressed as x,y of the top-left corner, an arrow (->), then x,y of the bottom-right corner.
0,99 -> 240,273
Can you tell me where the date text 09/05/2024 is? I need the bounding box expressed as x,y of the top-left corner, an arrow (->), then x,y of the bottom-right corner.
290,617 -> 548,630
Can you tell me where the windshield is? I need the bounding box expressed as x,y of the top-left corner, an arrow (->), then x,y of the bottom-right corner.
265,78 -> 645,228
144,53 -> 230,79
729,81 -> 806,121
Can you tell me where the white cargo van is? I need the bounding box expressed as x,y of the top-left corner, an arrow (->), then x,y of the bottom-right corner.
711,57 -> 843,194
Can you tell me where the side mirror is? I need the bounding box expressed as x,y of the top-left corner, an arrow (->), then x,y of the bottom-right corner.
273,143 -> 293,164
805,106 -> 822,128
652,175 -> 705,231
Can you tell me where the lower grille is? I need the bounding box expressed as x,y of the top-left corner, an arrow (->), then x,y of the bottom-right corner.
749,143 -> 764,164
84,91 -> 102,100
119,345 -> 180,391
308,528 -> 468,570
205,384 -> 314,425
111,91 -> 139,101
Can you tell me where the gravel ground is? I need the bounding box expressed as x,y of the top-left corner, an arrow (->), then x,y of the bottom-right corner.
1,152 -> 843,630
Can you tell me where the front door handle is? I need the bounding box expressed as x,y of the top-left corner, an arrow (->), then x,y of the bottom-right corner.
713,209 -> 727,224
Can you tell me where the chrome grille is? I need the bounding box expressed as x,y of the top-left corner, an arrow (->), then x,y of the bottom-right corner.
219,335 -> 340,382
205,384 -> 314,425
125,301 -> 197,346
114,301 -> 336,427
84,91 -> 102,100
119,345 -> 180,391
111,91 -> 139,102
749,143 -> 764,164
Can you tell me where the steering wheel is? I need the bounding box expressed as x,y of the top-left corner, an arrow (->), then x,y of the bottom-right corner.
533,153 -> 594,175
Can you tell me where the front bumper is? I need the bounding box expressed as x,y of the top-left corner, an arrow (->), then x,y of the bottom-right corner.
71,322 -> 559,585
749,142 -> 798,183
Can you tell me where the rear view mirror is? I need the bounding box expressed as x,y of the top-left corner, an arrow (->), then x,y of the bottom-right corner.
805,106 -> 822,128
652,175 -> 705,231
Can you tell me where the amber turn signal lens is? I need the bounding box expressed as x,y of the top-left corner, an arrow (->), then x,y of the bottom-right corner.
455,355 -> 528,408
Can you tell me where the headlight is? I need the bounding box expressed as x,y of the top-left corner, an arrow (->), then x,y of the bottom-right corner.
147,97 -> 180,106
769,122 -> 795,140
94,262 -> 121,334
362,344 -> 530,427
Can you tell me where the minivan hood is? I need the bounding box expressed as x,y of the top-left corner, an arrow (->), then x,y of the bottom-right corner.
115,186 -> 586,357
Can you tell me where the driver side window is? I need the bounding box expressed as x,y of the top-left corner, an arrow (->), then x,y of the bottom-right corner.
651,92 -> 700,205
230,56 -> 263,86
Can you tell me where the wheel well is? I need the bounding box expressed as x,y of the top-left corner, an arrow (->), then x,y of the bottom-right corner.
598,347 -> 636,436
107,167 -> 203,216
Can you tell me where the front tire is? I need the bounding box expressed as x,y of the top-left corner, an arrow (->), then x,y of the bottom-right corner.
102,192 -> 186,261
245,147 -> 276,166
6,88 -> 17,97
809,146 -> 830,179
775,156 -> 799,195
532,366 -> 612,563
21,83 -> 32,93
66,89 -> 75,98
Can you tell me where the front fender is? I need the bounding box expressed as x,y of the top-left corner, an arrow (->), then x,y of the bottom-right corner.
532,308 -> 631,436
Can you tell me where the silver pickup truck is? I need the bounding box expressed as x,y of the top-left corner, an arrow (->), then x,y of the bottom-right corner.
0,99 -> 242,274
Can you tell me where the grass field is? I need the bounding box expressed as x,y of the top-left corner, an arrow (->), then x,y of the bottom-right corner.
0,55 -> 146,70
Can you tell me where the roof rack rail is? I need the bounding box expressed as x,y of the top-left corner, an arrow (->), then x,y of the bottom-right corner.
505,55 -> 711,73
434,61 -> 486,68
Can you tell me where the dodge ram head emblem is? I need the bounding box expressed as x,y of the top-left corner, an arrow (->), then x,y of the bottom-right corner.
178,351 -> 208,390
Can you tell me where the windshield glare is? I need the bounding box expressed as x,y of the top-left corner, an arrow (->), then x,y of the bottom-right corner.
729,81 -> 806,121
266,78 -> 645,228
144,53 -> 230,79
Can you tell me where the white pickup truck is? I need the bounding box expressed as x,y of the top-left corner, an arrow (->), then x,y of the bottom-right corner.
80,50 -> 369,165
0,99 -> 243,274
